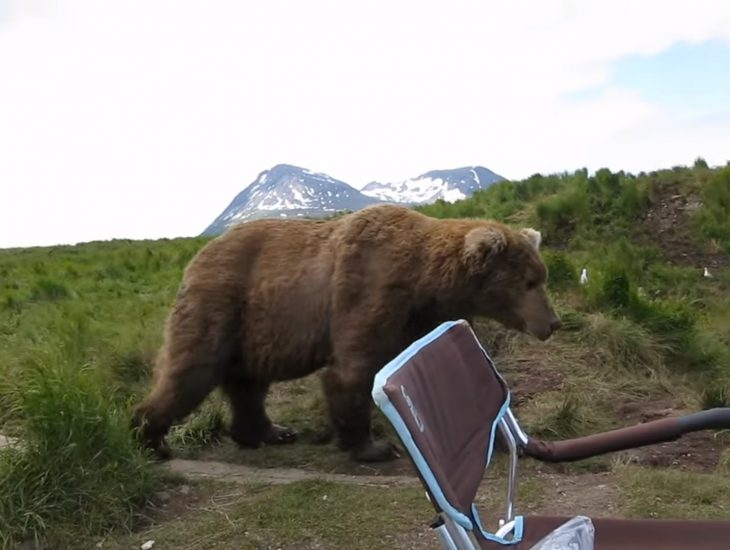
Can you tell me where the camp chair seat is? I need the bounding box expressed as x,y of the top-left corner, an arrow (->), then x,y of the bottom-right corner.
371,319 -> 730,550
478,516 -> 730,549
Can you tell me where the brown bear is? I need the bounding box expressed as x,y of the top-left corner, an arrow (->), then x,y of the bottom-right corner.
132,203 -> 561,462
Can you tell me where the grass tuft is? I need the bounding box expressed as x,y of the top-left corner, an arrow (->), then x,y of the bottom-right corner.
168,398 -> 229,452
30,278 -> 71,301
0,348 -> 162,548
573,313 -> 667,374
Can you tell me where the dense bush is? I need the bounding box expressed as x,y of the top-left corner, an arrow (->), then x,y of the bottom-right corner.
542,250 -> 577,289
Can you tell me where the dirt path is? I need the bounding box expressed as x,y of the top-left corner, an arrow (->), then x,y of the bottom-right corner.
164,458 -> 421,488
163,456 -> 624,514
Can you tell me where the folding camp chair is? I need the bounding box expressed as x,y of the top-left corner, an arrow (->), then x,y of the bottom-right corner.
371,319 -> 730,549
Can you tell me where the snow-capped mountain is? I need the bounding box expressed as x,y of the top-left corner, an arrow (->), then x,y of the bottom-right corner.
201,164 -> 381,235
360,166 -> 504,205
202,163 -> 505,236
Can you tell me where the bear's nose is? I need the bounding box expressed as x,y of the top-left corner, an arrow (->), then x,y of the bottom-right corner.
550,317 -> 562,332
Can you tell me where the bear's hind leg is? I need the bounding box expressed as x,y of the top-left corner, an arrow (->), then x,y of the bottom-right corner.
222,378 -> 298,448
321,366 -> 401,462
132,360 -> 220,460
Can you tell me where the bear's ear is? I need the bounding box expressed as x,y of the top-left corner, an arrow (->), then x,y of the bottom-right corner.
463,226 -> 507,266
520,227 -> 542,250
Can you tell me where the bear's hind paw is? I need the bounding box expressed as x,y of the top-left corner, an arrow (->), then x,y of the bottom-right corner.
351,438 -> 402,462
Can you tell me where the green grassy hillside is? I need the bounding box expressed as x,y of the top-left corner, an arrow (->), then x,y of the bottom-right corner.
420,160 -> 730,368
0,160 -> 729,548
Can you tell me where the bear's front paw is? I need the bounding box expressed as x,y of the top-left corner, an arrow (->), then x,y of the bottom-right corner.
351,438 -> 402,462
149,442 -> 172,462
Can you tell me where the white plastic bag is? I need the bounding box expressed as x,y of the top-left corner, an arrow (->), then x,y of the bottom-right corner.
529,515 -> 595,550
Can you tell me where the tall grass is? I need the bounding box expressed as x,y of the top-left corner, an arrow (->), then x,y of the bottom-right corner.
0,350 -> 163,548
572,313 -> 668,374
0,239 -> 209,548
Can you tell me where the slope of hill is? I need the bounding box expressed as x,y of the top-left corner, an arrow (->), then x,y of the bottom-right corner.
1,159 -> 729,549
201,164 -> 381,235
361,165 -> 504,204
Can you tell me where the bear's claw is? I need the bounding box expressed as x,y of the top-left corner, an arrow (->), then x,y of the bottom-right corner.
265,424 -> 298,445
232,423 -> 299,448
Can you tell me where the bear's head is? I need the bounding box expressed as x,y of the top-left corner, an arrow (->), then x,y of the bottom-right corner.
461,223 -> 561,341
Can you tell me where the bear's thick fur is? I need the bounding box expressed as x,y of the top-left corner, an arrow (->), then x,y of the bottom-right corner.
132,204 -> 561,462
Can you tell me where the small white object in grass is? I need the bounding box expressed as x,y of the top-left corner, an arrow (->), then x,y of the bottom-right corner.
580,268 -> 588,285
0,434 -> 19,449
704,267 -> 712,278
141,541 -> 155,550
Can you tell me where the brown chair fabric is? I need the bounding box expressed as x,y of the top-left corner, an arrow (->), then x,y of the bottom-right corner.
375,320 -> 510,522
476,515 -> 730,549
374,320 -> 730,548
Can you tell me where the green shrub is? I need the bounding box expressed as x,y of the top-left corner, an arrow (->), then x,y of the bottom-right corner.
617,177 -> 651,219
543,251 -> 577,289
580,256 -> 702,365
535,187 -> 588,241
601,265 -> 633,310
694,167 -> 730,252
582,260 -> 636,312
30,279 -> 71,301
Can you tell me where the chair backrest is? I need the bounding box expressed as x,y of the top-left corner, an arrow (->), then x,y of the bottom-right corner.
372,319 -> 513,534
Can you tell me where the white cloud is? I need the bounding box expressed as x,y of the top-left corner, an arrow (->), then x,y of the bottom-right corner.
1,0 -> 729,247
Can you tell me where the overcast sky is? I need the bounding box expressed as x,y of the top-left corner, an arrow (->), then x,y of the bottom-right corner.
1,0 -> 729,249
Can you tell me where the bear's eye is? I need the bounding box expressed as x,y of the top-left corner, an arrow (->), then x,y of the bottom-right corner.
526,279 -> 538,290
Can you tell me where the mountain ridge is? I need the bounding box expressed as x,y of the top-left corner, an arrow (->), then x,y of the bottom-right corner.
201,163 -> 504,236
201,164 -> 381,236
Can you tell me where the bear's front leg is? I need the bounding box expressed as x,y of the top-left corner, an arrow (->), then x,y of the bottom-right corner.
320,365 -> 401,462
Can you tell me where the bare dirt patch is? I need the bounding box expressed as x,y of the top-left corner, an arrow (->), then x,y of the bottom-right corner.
622,431 -> 730,473
642,184 -> 730,268
502,359 -> 566,408
523,471 -> 620,518
614,398 -> 730,472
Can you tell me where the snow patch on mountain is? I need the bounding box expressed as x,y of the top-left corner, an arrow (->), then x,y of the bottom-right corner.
202,163 -> 505,236
360,165 -> 503,205
202,164 -> 381,235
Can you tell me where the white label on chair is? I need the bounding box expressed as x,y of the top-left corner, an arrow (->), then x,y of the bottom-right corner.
400,385 -> 425,432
